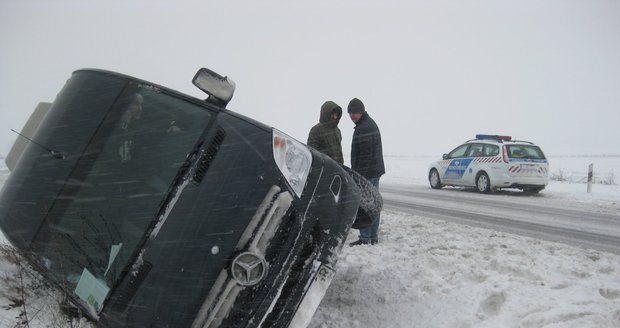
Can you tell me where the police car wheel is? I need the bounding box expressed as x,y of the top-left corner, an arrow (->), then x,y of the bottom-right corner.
476,172 -> 491,193
429,169 -> 442,189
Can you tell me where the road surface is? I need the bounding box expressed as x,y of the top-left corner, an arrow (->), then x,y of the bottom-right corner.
381,183 -> 620,255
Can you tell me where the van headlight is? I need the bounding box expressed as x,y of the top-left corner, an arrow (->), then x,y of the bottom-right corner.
273,129 -> 312,197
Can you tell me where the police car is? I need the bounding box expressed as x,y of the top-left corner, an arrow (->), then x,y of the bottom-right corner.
428,134 -> 549,193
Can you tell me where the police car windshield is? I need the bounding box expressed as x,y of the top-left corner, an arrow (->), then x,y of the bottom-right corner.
30,80 -> 213,313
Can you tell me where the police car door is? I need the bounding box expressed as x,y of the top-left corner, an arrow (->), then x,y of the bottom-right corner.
441,144 -> 472,186
460,143 -> 484,186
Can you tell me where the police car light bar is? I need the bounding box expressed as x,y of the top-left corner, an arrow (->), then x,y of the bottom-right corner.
475,134 -> 512,141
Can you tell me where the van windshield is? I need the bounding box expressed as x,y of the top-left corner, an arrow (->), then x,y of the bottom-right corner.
31,81 -> 213,313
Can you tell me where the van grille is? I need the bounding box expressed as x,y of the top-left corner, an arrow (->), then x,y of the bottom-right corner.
191,186 -> 294,328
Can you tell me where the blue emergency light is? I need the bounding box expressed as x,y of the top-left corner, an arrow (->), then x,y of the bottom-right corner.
475,134 -> 512,141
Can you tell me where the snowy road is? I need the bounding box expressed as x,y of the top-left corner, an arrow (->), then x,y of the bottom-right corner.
381,184 -> 620,255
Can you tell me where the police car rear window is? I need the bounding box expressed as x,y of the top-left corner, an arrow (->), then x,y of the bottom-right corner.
506,145 -> 545,159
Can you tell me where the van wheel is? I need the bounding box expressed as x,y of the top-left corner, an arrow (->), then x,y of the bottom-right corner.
476,172 -> 491,193
429,169 -> 442,189
342,167 -> 383,230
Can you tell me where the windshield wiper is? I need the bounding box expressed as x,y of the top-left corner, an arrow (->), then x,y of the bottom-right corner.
11,128 -> 65,159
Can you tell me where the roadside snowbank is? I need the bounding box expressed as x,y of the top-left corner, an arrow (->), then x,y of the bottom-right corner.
310,211 -> 620,328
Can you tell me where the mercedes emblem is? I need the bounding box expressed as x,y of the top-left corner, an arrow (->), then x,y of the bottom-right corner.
231,252 -> 268,286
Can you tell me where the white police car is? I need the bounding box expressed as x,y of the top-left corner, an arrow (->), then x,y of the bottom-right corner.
428,134 -> 549,193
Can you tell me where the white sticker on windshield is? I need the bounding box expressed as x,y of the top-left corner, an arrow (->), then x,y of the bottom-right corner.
74,268 -> 110,313
104,243 -> 123,276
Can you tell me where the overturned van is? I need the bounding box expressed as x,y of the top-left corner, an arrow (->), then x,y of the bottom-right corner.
0,68 -> 380,327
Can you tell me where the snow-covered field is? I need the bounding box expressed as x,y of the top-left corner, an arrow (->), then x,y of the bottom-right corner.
1,155 -> 619,328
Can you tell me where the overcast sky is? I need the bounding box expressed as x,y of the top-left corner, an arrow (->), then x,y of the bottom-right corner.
1,0 -> 619,159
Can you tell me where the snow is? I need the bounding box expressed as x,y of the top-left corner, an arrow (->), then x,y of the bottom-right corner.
1,155 -> 620,327
310,211 -> 620,328
310,155 -> 620,328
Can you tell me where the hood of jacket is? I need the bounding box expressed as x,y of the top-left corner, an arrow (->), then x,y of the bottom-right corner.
319,101 -> 342,124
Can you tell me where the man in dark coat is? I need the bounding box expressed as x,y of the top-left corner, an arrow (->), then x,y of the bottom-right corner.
307,101 -> 344,164
347,98 -> 384,246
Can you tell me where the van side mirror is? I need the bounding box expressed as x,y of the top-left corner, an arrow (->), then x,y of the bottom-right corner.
192,68 -> 236,107
442,153 -> 449,160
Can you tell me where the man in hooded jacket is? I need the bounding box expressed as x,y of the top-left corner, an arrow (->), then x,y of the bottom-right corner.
307,101 -> 344,164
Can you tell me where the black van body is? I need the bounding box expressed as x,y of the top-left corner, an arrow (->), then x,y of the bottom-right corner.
0,69 -> 367,327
